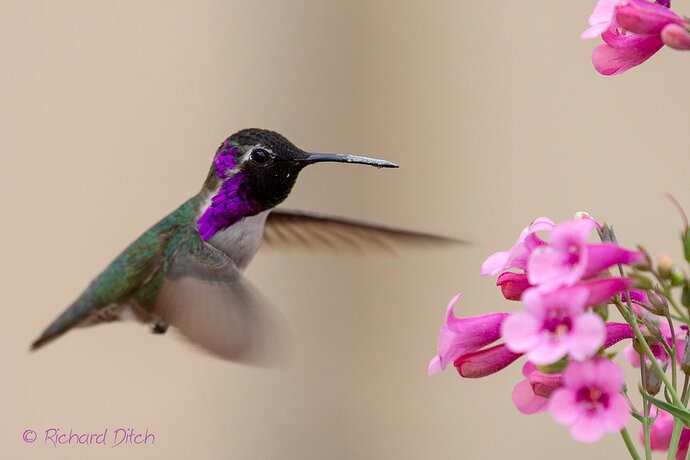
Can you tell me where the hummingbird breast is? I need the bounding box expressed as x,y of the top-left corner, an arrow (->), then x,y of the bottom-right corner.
205,211 -> 269,271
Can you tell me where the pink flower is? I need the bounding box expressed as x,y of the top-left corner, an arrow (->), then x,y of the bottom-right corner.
481,217 -> 554,276
549,358 -> 629,442
583,0 -> 687,75
496,272 -> 531,301
428,294 -> 509,374
501,284 -> 606,365
527,219 -> 642,291
641,410 -> 690,458
513,362 -> 564,414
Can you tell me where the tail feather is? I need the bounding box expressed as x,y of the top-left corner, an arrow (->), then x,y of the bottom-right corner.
31,298 -> 100,351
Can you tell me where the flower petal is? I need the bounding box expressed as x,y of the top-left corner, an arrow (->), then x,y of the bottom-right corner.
602,393 -> 630,431
501,312 -> 542,353
593,32 -> 664,76
429,293 -> 509,374
481,251 -> 511,276
549,388 -> 579,425
584,278 -> 634,306
604,322 -> 634,348
584,244 -> 644,276
563,359 -> 598,389
662,23 -> 690,50
568,313 -> 606,360
593,358 -> 625,393
615,0 -> 682,36
512,379 -> 548,414
570,415 -> 607,442
582,0 -> 619,39
528,340 -> 569,365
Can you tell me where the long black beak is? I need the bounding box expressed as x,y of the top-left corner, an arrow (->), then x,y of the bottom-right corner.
298,153 -> 398,169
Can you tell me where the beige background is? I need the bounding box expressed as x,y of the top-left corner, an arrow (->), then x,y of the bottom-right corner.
2,1 -> 689,459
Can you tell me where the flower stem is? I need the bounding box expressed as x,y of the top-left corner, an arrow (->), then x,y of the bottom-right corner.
669,420 -> 683,460
639,361 -> 652,460
667,315 -> 678,391
668,372 -> 690,459
621,427 -> 642,460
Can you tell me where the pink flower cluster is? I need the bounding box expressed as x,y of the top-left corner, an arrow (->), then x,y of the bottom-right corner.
582,0 -> 690,76
429,216 -> 644,442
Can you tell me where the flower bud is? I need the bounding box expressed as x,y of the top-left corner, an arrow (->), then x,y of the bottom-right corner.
496,272 -> 530,301
682,284 -> 690,308
658,254 -> 675,280
646,290 -> 669,316
597,224 -> 618,244
643,362 -> 664,395
661,23 -> 690,51
631,272 -> 654,291
637,323 -> 663,346
682,339 -> 690,375
529,371 -> 564,398
670,269 -> 687,287
684,228 -> 690,264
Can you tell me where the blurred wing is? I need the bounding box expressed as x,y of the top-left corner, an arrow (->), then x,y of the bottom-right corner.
263,208 -> 465,251
153,239 -> 286,365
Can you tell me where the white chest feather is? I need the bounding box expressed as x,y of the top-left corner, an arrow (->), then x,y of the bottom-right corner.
206,211 -> 269,271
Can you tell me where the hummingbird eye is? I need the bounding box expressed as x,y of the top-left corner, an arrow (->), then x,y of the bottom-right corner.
250,148 -> 272,165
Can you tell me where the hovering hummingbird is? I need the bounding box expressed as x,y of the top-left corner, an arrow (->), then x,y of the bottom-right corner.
31,128 -> 457,363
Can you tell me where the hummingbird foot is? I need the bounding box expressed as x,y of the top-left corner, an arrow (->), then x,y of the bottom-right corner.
151,321 -> 168,335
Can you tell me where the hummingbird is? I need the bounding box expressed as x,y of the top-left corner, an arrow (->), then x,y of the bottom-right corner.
31,128 -> 458,363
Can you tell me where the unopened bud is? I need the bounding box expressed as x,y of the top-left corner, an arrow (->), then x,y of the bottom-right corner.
496,272 -> 530,301
631,272 -> 654,291
684,228 -> 690,264
637,323 -> 663,345
658,254 -> 675,280
597,224 -> 618,244
643,362 -> 664,395
647,290 -> 669,316
529,371 -> 564,399
682,284 -> 690,308
670,269 -> 687,287
682,339 -> 690,374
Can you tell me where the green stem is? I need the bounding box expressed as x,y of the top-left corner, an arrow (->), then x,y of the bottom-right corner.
669,373 -> 690,459
621,427 -> 643,460
669,420 -> 683,460
640,361 -> 652,460
667,315 -> 678,391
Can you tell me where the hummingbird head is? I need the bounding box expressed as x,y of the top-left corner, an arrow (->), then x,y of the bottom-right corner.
197,128 -> 397,241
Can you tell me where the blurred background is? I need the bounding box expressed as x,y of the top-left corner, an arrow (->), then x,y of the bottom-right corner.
2,1 -> 689,458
